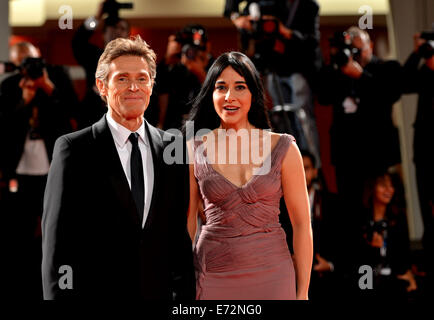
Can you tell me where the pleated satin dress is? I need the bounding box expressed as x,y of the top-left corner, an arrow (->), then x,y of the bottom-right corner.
193,134 -> 296,300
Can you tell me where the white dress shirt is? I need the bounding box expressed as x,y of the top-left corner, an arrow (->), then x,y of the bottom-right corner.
106,112 -> 154,228
16,133 -> 50,176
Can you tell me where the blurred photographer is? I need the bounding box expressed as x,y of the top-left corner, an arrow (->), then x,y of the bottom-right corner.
224,0 -> 322,166
403,31 -> 434,273
72,0 -> 131,128
301,150 -> 342,300
357,171 -> 416,300
155,24 -> 212,130
318,27 -> 403,212
0,41 -> 75,299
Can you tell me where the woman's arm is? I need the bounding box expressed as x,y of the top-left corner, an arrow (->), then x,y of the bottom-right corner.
281,141 -> 313,300
186,140 -> 201,242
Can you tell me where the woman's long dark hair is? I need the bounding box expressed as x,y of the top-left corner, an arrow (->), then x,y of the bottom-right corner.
362,171 -> 406,226
182,51 -> 271,137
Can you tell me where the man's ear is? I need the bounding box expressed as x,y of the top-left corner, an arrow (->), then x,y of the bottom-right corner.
96,79 -> 107,97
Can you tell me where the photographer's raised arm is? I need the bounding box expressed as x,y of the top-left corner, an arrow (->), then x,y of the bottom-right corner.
357,60 -> 404,106
340,57 -> 363,79
71,7 -> 104,75
403,33 -> 434,93
19,69 -> 55,105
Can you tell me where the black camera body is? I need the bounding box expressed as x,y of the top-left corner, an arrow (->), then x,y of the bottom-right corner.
249,1 -> 280,40
102,0 -> 133,25
0,57 -> 46,80
329,31 -> 361,70
175,25 -> 208,61
245,1 -> 285,72
366,219 -> 388,243
21,57 -> 46,79
421,31 -> 434,40
181,45 -> 201,61
419,31 -> 434,59
252,18 -> 280,40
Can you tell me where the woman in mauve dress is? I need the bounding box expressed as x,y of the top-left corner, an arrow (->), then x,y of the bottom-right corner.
185,52 -> 313,300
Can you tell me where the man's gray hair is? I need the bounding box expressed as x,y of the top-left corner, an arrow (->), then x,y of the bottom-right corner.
95,35 -> 157,102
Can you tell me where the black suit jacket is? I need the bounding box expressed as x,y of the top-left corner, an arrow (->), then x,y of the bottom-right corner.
403,52 -> 434,165
317,57 -> 403,169
42,115 -> 195,299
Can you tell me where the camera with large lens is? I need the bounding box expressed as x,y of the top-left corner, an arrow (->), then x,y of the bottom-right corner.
102,0 -> 133,25
329,31 -> 361,70
21,57 -> 46,79
0,57 -> 46,79
246,1 -> 283,72
252,18 -> 280,41
249,1 -> 280,41
419,31 -> 434,59
175,25 -> 208,61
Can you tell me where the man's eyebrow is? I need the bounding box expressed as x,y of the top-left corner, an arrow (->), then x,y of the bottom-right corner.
114,71 -> 149,77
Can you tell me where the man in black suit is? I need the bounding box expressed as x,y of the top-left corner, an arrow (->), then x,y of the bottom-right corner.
318,26 -> 403,211
0,42 -> 75,299
42,36 -> 195,299
403,33 -> 434,283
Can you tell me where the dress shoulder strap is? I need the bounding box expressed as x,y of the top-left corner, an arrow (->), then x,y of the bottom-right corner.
271,133 -> 296,171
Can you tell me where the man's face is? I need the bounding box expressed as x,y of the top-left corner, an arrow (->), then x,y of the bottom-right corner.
9,46 -> 39,66
97,55 -> 153,124
104,20 -> 130,45
352,36 -> 373,67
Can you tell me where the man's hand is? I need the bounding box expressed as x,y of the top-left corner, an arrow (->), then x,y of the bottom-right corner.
278,23 -> 292,40
181,52 -> 207,84
412,33 -> 434,70
397,270 -> 417,292
369,231 -> 384,248
413,32 -> 426,53
426,56 -> 434,71
340,57 -> 363,79
261,15 -> 292,40
97,0 -> 110,20
232,16 -> 252,31
33,69 -> 55,95
19,77 -> 37,105
19,69 -> 54,104
165,35 -> 182,65
313,253 -> 332,273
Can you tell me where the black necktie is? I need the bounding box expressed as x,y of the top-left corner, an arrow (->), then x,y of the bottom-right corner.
129,132 -> 144,223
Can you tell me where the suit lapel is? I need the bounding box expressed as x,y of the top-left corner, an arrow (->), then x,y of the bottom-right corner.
92,115 -> 142,229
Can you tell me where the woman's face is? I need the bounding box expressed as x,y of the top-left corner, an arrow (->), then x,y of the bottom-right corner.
374,175 -> 395,205
212,66 -> 252,129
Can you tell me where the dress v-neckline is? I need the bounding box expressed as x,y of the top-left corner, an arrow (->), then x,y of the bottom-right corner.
206,135 -> 284,189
